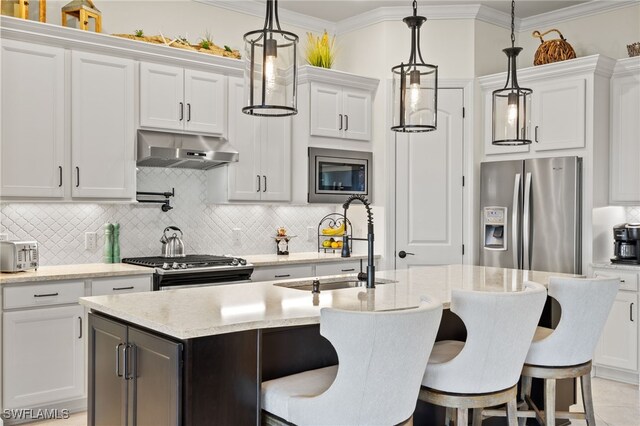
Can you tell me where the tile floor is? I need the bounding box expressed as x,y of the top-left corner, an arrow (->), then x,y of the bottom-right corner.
19,378 -> 640,426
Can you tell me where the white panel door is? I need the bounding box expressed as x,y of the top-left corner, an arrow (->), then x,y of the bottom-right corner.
261,116 -> 291,201
482,88 -> 530,156
227,77 -> 261,201
532,77 -> 586,151
310,83 -> 342,138
71,52 -> 135,198
343,88 -> 371,141
595,291 -> 638,371
610,72 -> 640,204
0,40 -> 65,198
3,305 -> 85,408
396,89 -> 464,268
139,62 -> 184,131
184,69 -> 226,136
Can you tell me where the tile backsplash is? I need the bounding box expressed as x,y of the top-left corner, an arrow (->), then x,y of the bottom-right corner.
626,206 -> 640,223
0,168 -> 336,265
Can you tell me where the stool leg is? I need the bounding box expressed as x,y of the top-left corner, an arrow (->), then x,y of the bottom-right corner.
544,378 -> 556,426
472,408 -> 482,426
580,373 -> 596,426
520,376 -> 532,402
507,398 -> 518,426
456,408 -> 468,426
446,407 -> 454,426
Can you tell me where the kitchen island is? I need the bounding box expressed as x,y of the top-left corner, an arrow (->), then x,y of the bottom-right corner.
80,265 -> 578,425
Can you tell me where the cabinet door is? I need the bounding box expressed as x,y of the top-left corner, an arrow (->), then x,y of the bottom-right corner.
610,72 -> 640,204
343,88 -> 371,141
128,327 -> 182,426
0,40 -> 65,198
482,87 -> 530,156
531,78 -> 586,151
310,83 -> 342,138
3,305 -> 85,408
227,77 -> 261,201
72,52 -> 135,198
261,116 -> 291,201
251,264 -> 314,282
140,62 -> 184,131
184,69 -> 227,136
596,291 -> 638,371
88,313 -> 128,426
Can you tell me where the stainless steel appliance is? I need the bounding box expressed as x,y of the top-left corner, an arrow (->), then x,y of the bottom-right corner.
0,240 -> 39,272
479,157 -> 582,274
160,226 -> 186,258
122,255 -> 253,290
308,147 -> 372,203
612,223 -> 640,265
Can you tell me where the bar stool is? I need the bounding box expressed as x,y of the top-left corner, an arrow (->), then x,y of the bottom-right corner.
261,298 -> 443,425
518,277 -> 619,426
419,282 -> 547,426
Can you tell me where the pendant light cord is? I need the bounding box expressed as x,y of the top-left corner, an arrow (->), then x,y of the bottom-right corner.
510,0 -> 515,48
413,0 -> 418,16
262,0 -> 282,32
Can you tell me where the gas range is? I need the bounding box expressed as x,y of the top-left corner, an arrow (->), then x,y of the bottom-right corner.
122,255 -> 254,290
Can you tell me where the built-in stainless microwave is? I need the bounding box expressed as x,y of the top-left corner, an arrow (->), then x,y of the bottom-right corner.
308,147 -> 372,203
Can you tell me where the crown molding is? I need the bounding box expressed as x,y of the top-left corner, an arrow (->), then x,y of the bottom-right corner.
518,0 -> 639,32
613,56 -> 640,76
298,65 -> 379,93
195,0 -> 337,34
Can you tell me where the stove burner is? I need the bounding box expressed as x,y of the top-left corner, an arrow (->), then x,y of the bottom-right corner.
122,255 -> 247,270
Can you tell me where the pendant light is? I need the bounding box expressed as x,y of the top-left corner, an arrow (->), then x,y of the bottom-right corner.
492,0 -> 532,145
391,0 -> 438,133
243,0 -> 298,117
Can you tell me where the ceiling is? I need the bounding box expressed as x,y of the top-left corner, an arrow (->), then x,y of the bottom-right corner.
276,1 -> 590,22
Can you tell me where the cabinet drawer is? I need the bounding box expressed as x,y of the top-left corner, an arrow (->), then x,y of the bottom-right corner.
3,280 -> 85,309
251,264 -> 313,282
315,260 -> 362,277
593,270 -> 638,291
91,275 -> 152,296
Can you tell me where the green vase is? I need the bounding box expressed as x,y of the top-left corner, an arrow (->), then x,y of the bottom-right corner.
112,223 -> 121,263
103,223 -> 113,264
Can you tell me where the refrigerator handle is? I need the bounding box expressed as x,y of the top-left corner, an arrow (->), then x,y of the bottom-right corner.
512,173 -> 521,269
523,172 -> 532,270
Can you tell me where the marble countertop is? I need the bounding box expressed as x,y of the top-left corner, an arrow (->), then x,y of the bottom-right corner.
0,263 -> 152,285
243,252 -> 378,267
591,262 -> 640,272
80,265 -> 577,340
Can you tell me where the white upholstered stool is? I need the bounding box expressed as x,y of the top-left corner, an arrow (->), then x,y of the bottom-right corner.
419,282 -> 547,426
261,299 -> 443,426
517,277 -> 619,426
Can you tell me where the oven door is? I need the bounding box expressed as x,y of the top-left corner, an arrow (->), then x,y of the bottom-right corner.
153,268 -> 253,291
308,148 -> 372,203
158,279 -> 252,291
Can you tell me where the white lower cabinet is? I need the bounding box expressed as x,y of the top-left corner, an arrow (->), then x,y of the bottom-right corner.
315,260 -> 362,277
3,304 -> 85,408
91,275 -> 152,296
251,264 -> 314,282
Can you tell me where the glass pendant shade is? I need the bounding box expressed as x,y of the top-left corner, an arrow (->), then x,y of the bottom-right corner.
391,3 -> 438,133
243,0 -> 298,117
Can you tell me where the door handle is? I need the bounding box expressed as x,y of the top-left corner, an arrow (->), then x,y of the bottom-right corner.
112,286 -> 134,291
345,115 -> 349,131
523,172 -> 532,270
512,173 -> 521,269
58,166 -> 63,187
338,114 -> 343,130
631,302 -> 635,322
78,316 -> 82,339
187,103 -> 191,121
179,102 -> 184,121
123,344 -> 135,380
75,167 -> 80,188
33,292 -> 59,298
274,274 -> 290,278
257,175 -> 261,192
263,175 -> 267,192
341,268 -> 355,272
534,126 -> 539,143
398,251 -> 415,259
115,343 -> 124,377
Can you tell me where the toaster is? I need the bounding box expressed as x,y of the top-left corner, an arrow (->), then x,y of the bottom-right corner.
0,240 -> 39,272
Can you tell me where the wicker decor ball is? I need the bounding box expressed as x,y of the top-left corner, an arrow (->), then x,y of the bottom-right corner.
533,29 -> 576,66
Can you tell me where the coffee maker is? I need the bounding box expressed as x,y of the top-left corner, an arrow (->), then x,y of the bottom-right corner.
612,223 -> 640,264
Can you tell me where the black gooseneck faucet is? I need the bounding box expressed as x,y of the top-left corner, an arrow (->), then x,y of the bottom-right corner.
341,195 -> 375,289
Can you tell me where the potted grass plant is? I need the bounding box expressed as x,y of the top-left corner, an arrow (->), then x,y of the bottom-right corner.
305,30 -> 336,68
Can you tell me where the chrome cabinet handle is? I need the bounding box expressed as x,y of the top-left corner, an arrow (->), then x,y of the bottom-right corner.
58,166 -> 63,187
34,292 -> 59,298
257,175 -> 261,192
187,103 -> 191,122
179,102 -> 184,121
398,251 -> 415,259
274,274 -> 290,278
115,343 -> 124,377
113,286 -> 134,291
78,316 -> 82,339
345,115 -> 349,131
75,167 -> 80,187
631,303 -> 635,322
338,114 -> 343,130
263,175 -> 267,192
534,126 -> 539,143
123,344 -> 135,380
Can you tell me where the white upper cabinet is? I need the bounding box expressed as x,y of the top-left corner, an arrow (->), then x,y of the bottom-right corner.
531,77 -> 586,151
1,40 -> 65,198
71,51 -> 135,199
310,82 -> 371,141
140,62 -> 227,137
610,57 -> 640,205
261,113 -> 292,201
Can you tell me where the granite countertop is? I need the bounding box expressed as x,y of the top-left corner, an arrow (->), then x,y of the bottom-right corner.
79,265 -> 577,340
0,263 -> 152,285
591,262 -> 640,272
244,252 -> 379,267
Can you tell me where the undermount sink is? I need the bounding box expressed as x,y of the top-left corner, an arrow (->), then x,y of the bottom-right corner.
274,278 -> 397,291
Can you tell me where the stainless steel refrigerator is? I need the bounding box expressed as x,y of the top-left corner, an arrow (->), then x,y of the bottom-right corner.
479,156 -> 582,274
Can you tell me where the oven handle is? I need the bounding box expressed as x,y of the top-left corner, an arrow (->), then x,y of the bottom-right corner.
158,279 -> 253,290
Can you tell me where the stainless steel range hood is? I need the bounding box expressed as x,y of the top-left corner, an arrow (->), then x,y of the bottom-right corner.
137,130 -> 239,170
